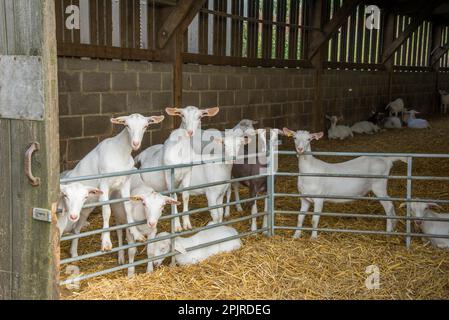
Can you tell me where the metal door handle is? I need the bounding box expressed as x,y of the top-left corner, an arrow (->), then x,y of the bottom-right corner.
25,142 -> 41,186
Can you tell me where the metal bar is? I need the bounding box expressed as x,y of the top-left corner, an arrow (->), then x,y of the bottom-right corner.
406,157 -> 413,248
59,228 -> 268,285
60,195 -> 268,241
274,193 -> 449,204
58,174 -> 268,213
267,133 -> 275,237
275,210 -> 449,222
60,212 -> 269,265
276,150 -> 449,158
60,153 -> 266,184
170,168 -> 176,266
274,226 -> 449,239
275,171 -> 449,181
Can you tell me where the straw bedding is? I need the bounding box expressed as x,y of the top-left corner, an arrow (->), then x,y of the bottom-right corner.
62,117 -> 449,300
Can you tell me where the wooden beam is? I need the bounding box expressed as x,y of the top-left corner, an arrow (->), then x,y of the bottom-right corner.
381,11 -> 396,70
308,0 -> 362,60
157,0 -> 206,49
381,0 -> 445,64
431,42 -> 449,66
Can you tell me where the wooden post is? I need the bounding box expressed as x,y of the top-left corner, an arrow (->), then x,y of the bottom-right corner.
382,10 -> 396,102
431,24 -> 443,113
308,0 -> 326,132
0,0 -> 60,299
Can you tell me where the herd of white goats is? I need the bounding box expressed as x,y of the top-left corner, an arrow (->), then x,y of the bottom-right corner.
57,93 -> 449,277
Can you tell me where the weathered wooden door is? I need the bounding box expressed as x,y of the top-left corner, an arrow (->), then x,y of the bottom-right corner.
0,0 -> 59,299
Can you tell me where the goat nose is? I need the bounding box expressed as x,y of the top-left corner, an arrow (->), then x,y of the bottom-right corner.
148,221 -> 157,228
69,214 -> 78,221
187,130 -> 194,137
132,141 -> 140,150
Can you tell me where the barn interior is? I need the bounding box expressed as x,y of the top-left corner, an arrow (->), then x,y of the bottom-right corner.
1,0 -> 449,300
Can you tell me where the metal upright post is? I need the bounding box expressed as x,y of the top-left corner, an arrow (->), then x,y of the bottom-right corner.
406,157 -> 413,248
267,130 -> 276,237
170,168 -> 177,266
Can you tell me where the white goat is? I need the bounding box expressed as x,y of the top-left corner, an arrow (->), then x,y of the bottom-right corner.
135,128 -> 197,231
385,98 -> 405,118
439,90 -> 449,114
351,121 -> 380,134
382,116 -> 402,129
404,110 -> 430,129
326,115 -> 353,140
283,128 -> 405,240
400,202 -> 449,249
166,106 -> 220,154
57,183 -> 102,257
63,113 -> 164,251
149,223 -> 242,267
111,176 -> 179,277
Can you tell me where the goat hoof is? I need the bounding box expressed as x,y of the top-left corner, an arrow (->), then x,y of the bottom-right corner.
293,231 -> 302,239
175,226 -> 183,232
101,241 -> 112,252
118,255 -> 125,265
183,223 -> 192,230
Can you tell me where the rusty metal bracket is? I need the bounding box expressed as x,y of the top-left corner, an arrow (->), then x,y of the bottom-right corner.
25,142 -> 41,186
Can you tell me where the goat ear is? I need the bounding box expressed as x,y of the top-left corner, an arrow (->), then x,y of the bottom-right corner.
325,115 -> 331,120
88,188 -> 103,196
427,203 -> 442,210
164,197 -> 180,206
310,132 -> 324,140
201,106 -> 220,117
282,127 -> 295,137
399,203 -> 407,209
129,195 -> 144,202
251,120 -> 259,125
148,115 -> 165,124
165,107 -> 182,116
174,241 -> 187,254
111,117 -> 126,125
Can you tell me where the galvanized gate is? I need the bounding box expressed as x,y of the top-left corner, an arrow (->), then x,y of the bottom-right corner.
58,134 -> 449,287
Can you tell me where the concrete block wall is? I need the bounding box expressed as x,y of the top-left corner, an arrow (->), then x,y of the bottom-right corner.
58,58 -> 174,170
321,69 -> 390,125
57,57 -> 446,167
439,72 -> 449,91
181,64 -> 317,131
391,71 -> 436,113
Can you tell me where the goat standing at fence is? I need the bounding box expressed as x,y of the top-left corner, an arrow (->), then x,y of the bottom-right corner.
62,114 -> 164,251
226,129 -> 278,232
283,128 -> 405,240
57,183 -> 103,257
400,202 -> 449,249
135,106 -> 220,230
111,178 -> 180,277
149,223 -> 242,267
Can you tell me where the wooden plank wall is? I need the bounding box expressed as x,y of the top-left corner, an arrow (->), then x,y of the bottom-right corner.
52,0 -> 449,70
0,0 -> 60,300
441,26 -> 449,69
